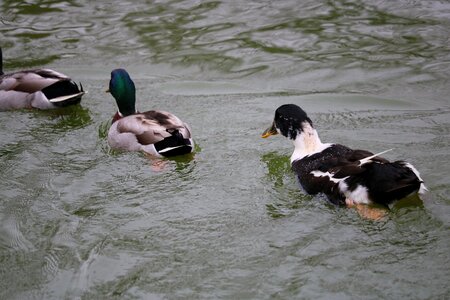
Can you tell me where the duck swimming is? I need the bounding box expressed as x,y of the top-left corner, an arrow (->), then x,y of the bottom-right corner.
0,47 -> 85,110
262,104 -> 427,207
107,68 -> 194,157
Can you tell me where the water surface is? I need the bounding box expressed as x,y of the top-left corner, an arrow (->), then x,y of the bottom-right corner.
0,0 -> 449,299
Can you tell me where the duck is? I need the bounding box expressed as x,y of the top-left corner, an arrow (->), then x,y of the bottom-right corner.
262,104 -> 427,207
0,47 -> 85,110
106,68 -> 194,157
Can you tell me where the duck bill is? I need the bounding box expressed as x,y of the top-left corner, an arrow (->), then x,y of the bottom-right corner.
262,122 -> 278,138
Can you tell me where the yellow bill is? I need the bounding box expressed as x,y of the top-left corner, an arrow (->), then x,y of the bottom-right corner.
261,122 -> 278,138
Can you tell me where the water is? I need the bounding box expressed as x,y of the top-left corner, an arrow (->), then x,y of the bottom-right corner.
1,0 -> 449,299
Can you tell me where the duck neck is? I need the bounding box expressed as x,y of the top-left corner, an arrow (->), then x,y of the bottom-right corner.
116,95 -> 136,117
112,111 -> 123,123
290,123 -> 326,163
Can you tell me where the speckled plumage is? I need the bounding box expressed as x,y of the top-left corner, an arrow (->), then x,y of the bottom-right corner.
262,104 -> 427,206
0,48 -> 85,110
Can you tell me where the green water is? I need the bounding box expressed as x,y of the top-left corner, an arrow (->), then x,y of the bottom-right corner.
1,0 -> 449,299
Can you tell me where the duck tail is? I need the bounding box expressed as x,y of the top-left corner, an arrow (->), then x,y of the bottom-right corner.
155,130 -> 193,157
43,80 -> 86,107
401,162 -> 428,195
79,82 -> 86,94
419,182 -> 428,194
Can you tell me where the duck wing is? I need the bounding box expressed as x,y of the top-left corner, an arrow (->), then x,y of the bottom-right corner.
116,110 -> 189,145
1,68 -> 84,106
311,149 -> 391,183
326,149 -> 391,178
0,69 -> 68,93
316,149 -> 421,204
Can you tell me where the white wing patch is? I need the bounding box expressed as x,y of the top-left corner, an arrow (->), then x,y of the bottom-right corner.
311,171 -> 373,204
358,148 -> 393,166
310,170 -> 348,183
345,185 -> 371,204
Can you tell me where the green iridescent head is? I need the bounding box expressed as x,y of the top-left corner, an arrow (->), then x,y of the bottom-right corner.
108,68 -> 136,116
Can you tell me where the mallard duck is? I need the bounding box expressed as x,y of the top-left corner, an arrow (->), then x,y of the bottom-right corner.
0,47 -> 85,110
262,104 -> 427,207
107,68 -> 194,157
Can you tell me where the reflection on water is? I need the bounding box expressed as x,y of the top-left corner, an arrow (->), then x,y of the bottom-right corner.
0,0 -> 449,299
33,105 -> 92,131
261,152 -> 318,218
261,151 -> 291,189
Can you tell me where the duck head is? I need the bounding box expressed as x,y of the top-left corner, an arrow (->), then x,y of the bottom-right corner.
262,104 -> 313,140
262,104 -> 327,162
107,68 -> 136,117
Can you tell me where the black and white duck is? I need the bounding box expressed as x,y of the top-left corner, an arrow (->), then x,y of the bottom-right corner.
262,104 -> 427,207
0,47 -> 85,110
106,68 -> 194,157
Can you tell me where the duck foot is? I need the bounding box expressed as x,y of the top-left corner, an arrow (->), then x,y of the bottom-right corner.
144,153 -> 168,171
345,198 -> 355,207
345,198 -> 388,221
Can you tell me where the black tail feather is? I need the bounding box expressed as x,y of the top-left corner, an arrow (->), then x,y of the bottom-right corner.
154,130 -> 192,157
41,80 -> 83,107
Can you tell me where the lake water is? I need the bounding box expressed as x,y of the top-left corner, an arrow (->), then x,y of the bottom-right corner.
1,0 -> 449,299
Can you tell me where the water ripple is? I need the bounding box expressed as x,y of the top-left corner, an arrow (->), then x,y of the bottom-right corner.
0,1 -> 449,299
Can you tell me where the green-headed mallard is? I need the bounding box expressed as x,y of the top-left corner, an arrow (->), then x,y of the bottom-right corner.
262,104 -> 427,207
107,68 -> 194,157
0,47 -> 85,110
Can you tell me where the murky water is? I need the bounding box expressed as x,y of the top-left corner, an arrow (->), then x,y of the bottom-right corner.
1,0 -> 449,299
